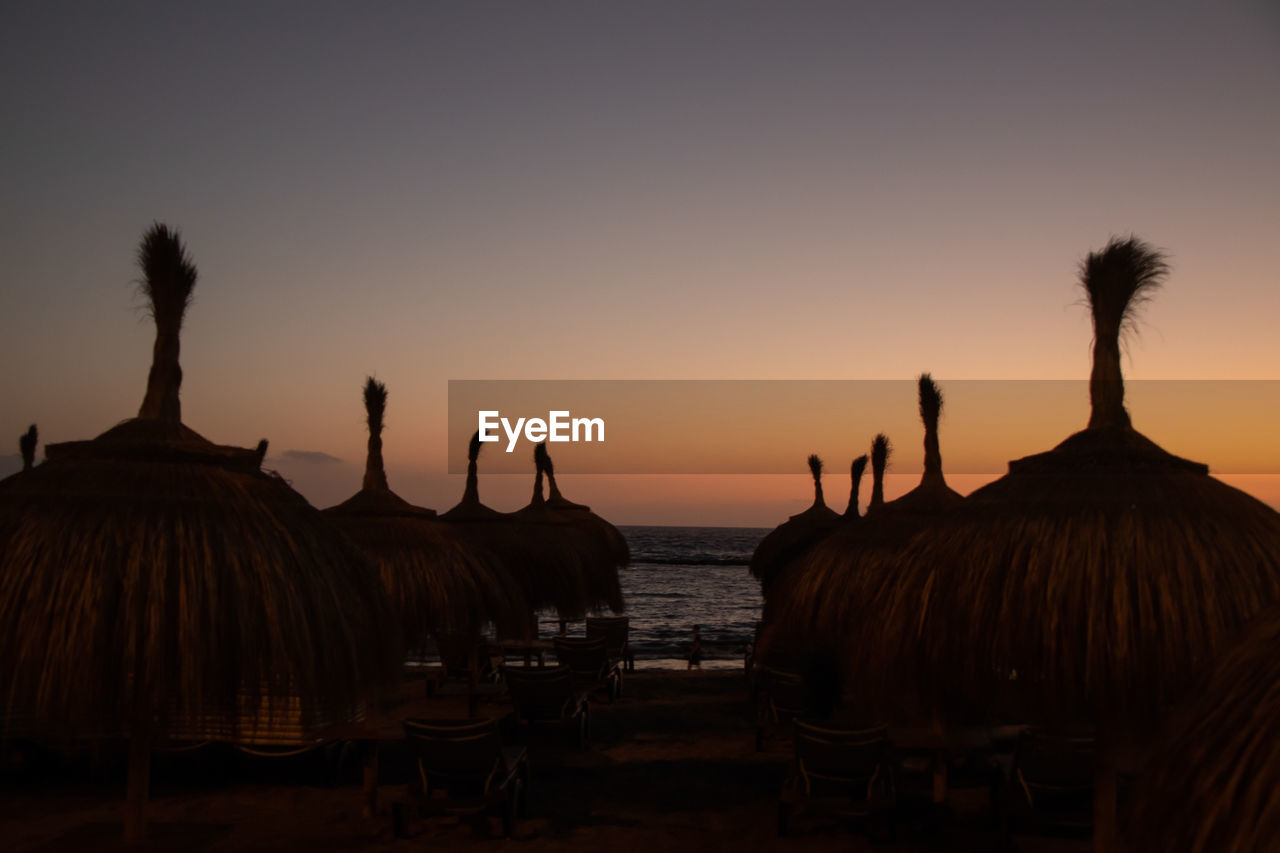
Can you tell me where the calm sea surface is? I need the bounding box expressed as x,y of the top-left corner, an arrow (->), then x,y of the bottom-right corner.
543,526 -> 768,670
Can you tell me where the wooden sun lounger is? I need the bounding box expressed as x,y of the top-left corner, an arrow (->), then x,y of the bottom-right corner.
553,636 -> 622,702
503,665 -> 591,748
779,719 -> 897,839
399,717 -> 530,838
585,616 -> 635,672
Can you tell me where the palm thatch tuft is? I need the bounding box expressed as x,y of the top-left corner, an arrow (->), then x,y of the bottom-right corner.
1128,611 -> 1280,852
1081,235 -> 1168,429
19,425 -> 37,472
845,454 -> 868,518
749,454 -> 841,594
360,378 -> 389,491
364,377 -> 387,433
807,454 -> 824,502
325,379 -> 528,645
136,223 -> 197,424
918,374 -> 944,481
869,434 -> 891,510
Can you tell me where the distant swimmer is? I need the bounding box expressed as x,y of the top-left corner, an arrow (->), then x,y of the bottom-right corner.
688,624 -> 703,670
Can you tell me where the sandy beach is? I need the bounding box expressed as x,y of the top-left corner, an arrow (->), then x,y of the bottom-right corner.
1,671 -> 1092,852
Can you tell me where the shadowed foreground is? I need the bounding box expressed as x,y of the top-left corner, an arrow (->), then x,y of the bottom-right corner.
1,672 -> 1087,851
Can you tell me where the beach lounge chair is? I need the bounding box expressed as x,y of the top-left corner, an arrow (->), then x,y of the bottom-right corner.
400,717 -> 530,837
553,636 -> 622,701
778,720 -> 896,839
755,666 -> 811,751
1001,729 -> 1095,841
503,665 -> 591,747
430,632 -> 506,716
585,616 -> 635,672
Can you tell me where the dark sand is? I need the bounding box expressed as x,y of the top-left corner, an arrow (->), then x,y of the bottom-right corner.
1,671 -> 1088,851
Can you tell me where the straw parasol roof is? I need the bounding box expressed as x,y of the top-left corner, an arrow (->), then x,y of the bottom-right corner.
323,378 -> 528,646
1127,609 -> 1280,852
766,376 -> 966,670
538,443 -> 626,614
509,446 -> 602,621
0,224 -> 400,838
853,238 -> 1280,736
749,455 -> 841,594
440,433 -> 591,626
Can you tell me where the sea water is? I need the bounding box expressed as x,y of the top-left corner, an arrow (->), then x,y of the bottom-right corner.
540,526 -> 768,670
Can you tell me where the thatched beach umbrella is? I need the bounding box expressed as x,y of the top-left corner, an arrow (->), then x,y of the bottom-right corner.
323,378 -> 528,648
761,434 -> 881,631
766,375 -> 966,675
751,451 -> 867,670
749,455 -> 840,594
840,237 -> 1280,849
0,224 -> 400,840
440,433 -> 590,630
1127,609 -> 1280,852
538,443 -> 626,614
510,448 -> 602,623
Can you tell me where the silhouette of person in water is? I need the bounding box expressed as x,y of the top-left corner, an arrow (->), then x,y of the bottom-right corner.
688,624 -> 703,669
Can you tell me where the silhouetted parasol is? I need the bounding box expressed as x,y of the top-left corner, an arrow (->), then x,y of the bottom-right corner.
538,444 -> 626,614
767,377 -> 966,660
749,455 -> 840,594
510,446 -> 602,623
840,237 -> 1280,850
1127,609 -> 1280,852
0,224 -> 400,841
324,378 -> 528,647
440,433 -> 590,630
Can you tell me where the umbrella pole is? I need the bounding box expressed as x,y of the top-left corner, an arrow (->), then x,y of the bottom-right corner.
523,613 -> 536,667
1093,744 -> 1118,852
468,641 -> 480,719
124,723 -> 151,842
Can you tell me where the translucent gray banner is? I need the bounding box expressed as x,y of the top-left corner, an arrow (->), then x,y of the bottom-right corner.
447,380 -> 1279,475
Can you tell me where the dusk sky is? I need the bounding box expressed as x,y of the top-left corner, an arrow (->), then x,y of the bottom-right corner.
2,2 -> 1277,524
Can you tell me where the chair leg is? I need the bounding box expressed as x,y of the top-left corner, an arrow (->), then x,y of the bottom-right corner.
503,781 -> 520,837
777,802 -> 791,837
520,763 -> 532,817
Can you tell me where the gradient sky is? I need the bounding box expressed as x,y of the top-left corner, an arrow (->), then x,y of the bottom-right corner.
2,1 -> 1278,524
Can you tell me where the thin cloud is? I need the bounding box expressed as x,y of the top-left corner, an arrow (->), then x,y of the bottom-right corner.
275,449 -> 344,465
0,454 -> 22,477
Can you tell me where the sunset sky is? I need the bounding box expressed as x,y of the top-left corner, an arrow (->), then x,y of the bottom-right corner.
2,2 -> 1277,525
